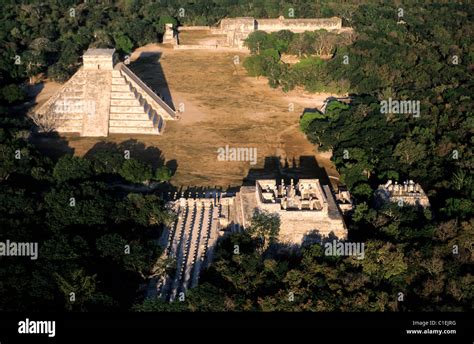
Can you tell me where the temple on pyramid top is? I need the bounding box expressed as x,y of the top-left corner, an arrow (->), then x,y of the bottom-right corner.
35,48 -> 176,137
83,48 -> 116,70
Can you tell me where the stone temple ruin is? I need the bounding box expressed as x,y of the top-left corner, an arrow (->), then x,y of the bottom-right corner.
164,16 -> 343,49
151,178 -> 349,301
375,180 -> 430,208
217,16 -> 343,48
241,178 -> 348,242
35,49 -> 176,137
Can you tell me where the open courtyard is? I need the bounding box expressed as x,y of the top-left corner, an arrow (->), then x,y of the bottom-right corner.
33,44 -> 340,187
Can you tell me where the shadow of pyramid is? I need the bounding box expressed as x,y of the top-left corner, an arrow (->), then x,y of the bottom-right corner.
129,52 -> 175,111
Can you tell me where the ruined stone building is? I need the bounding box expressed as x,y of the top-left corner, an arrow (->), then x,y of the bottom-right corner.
375,180 -> 430,208
215,16 -> 343,48
164,16 -> 344,49
237,179 -> 348,242
151,178 -> 349,301
35,49 -> 176,137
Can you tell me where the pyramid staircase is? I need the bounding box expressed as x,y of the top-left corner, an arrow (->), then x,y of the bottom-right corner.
109,63 -> 176,135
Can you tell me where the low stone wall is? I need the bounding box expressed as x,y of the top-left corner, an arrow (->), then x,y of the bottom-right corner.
278,216 -> 347,243
256,17 -> 342,32
178,26 -> 213,31
174,44 -> 248,52
174,44 -> 219,50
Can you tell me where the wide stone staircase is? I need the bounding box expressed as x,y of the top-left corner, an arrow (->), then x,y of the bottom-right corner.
109,65 -> 170,135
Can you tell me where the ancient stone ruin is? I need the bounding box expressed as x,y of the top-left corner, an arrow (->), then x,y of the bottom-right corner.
151,178 -> 349,300
217,16 -> 343,48
35,49 -> 176,137
152,192 -> 233,301
164,16 -> 343,50
375,180 -> 430,208
163,23 -> 178,45
240,178 -> 348,242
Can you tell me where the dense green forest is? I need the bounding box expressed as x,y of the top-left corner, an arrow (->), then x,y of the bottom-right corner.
243,29 -> 354,92
1,1 -> 472,312
0,132 -> 176,311
0,0 -> 356,90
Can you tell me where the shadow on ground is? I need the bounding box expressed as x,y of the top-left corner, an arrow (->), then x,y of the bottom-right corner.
242,155 -> 330,186
130,52 -> 175,111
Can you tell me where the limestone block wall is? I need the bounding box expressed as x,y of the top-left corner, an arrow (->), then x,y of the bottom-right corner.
217,16 -> 343,48
83,56 -> 115,71
179,26 -> 213,31
315,181 -> 329,213
278,214 -> 347,244
219,17 -> 256,48
219,17 -> 256,31
256,17 -> 342,32
397,195 -> 430,207
163,24 -> 178,45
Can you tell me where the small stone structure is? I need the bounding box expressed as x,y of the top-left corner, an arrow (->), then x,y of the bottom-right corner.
35,48 -> 176,137
152,178 -> 348,300
83,48 -> 116,70
334,187 -> 353,214
375,180 -> 430,208
163,23 -> 178,45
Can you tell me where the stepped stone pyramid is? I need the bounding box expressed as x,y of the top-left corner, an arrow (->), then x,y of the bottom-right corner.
36,49 -> 176,136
